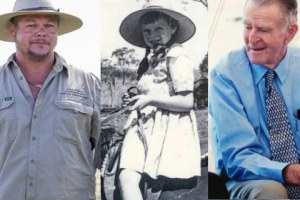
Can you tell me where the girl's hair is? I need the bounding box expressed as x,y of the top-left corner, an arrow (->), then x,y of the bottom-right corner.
137,12 -> 178,80
137,47 -> 151,80
139,11 -> 179,31
139,11 -> 178,47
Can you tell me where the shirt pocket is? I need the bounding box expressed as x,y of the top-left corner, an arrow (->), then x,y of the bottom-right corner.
0,98 -> 17,144
54,99 -> 93,146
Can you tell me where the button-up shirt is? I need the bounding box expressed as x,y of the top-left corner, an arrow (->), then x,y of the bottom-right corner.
209,47 -> 300,185
0,53 -> 101,200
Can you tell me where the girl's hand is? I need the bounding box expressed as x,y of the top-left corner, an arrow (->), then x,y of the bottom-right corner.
121,92 -> 131,107
129,95 -> 153,111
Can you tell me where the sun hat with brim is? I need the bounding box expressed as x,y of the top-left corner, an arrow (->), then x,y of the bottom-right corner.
119,1 -> 196,48
0,0 -> 83,42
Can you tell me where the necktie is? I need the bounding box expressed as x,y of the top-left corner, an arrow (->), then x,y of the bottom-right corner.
265,70 -> 300,198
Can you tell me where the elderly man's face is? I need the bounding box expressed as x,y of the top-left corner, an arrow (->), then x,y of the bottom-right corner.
9,15 -> 58,61
243,1 -> 297,69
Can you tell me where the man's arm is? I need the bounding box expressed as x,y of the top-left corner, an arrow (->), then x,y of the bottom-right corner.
209,65 -> 288,183
89,74 -> 102,169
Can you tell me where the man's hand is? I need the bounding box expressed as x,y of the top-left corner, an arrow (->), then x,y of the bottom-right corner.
283,164 -> 300,185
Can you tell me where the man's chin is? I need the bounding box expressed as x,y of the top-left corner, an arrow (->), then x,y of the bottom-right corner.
247,56 -> 265,66
246,51 -> 264,63
28,51 -> 52,61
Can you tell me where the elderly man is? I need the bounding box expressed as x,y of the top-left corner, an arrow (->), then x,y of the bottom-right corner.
209,0 -> 300,199
0,0 -> 101,199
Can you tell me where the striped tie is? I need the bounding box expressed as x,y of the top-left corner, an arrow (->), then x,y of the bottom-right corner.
265,70 -> 300,198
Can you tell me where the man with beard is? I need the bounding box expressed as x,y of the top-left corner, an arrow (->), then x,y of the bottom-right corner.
0,0 -> 101,199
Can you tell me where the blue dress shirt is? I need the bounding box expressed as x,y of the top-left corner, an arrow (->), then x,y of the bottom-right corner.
209,47 -> 300,184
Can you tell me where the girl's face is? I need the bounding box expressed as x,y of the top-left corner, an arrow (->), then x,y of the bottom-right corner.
141,18 -> 177,49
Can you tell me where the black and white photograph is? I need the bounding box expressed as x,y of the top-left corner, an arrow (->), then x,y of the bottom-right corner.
100,0 -> 208,199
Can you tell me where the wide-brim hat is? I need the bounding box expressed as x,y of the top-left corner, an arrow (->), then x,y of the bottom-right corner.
0,0 -> 83,42
119,0 -> 196,48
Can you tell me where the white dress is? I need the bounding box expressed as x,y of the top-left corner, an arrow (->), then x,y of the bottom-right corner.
119,44 -> 201,179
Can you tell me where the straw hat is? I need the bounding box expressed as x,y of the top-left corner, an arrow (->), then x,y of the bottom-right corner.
119,0 -> 196,48
0,0 -> 83,42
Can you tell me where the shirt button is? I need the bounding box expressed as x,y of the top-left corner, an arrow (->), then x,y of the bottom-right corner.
33,114 -> 37,119
29,182 -> 33,186
32,136 -> 36,141
30,159 -> 35,164
20,76 -> 23,80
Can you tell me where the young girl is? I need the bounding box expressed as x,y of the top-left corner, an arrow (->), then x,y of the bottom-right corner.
118,1 -> 201,199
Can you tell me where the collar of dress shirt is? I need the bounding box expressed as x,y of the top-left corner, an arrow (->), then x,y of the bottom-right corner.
250,47 -> 290,86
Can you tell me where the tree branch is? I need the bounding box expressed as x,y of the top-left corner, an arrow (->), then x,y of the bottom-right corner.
137,0 -> 208,8
193,0 -> 207,8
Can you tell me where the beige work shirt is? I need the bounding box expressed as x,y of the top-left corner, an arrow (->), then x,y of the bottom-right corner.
0,53 -> 101,200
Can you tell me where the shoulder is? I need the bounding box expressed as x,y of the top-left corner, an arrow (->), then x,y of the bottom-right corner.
0,55 -> 14,74
285,47 -> 300,76
214,48 -> 248,71
211,48 -> 251,79
69,65 -> 100,87
166,44 -> 192,68
287,47 -> 300,61
0,65 -> 5,73
166,44 -> 188,58
56,54 -> 100,86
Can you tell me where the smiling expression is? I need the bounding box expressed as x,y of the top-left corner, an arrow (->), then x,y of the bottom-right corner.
9,15 -> 58,61
243,1 -> 297,69
141,18 -> 177,49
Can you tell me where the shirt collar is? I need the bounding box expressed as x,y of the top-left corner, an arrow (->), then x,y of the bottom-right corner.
4,52 -> 69,73
53,52 -> 69,73
6,54 -> 17,68
251,47 -> 290,85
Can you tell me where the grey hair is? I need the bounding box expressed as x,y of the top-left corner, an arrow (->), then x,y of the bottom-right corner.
245,0 -> 297,24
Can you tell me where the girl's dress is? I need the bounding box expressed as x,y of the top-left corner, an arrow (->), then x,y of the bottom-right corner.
119,44 -> 201,179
